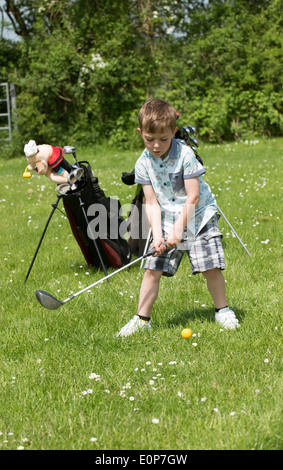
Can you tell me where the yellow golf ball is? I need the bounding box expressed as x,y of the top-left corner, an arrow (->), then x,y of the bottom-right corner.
181,328 -> 193,339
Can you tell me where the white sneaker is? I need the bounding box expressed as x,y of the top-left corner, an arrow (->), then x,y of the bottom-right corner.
215,307 -> 240,330
116,315 -> 151,337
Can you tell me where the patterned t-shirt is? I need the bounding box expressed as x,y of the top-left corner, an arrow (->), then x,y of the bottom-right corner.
135,138 -> 217,237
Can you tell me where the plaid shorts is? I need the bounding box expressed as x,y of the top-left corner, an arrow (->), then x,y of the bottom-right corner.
144,214 -> 226,276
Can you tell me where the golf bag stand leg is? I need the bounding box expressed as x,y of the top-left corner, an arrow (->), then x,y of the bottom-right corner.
217,205 -> 251,256
78,195 -> 110,279
24,195 -> 62,282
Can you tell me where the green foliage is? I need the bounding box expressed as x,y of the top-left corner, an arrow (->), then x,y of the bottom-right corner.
0,0 -> 282,151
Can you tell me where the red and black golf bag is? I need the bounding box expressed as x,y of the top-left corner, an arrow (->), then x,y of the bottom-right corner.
25,159 -> 131,281
62,161 -> 131,270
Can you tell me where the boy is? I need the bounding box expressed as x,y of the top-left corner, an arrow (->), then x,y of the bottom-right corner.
116,99 -> 239,337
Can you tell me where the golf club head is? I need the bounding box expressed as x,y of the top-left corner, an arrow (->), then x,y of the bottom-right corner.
63,145 -> 76,154
185,125 -> 196,135
189,136 -> 198,147
36,290 -> 64,310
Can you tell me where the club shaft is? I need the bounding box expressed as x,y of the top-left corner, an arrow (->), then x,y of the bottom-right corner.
217,205 -> 251,256
62,253 -> 148,304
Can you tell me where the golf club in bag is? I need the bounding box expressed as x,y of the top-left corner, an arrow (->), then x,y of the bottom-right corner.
36,245 -> 164,310
25,146 -> 131,282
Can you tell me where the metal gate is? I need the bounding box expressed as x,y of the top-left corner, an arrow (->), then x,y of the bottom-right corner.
0,82 -> 12,140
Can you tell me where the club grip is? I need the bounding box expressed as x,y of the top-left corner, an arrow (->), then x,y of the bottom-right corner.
146,243 -> 167,257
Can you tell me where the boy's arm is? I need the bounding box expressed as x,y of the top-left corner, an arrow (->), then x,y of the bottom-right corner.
142,184 -> 167,255
166,177 -> 200,249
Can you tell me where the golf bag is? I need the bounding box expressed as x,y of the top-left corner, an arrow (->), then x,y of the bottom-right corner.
121,171 -> 150,257
62,161 -> 131,269
25,158 -> 132,282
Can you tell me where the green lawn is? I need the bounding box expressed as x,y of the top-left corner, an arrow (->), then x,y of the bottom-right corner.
0,138 -> 282,450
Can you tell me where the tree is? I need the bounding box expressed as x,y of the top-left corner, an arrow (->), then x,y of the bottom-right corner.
1,0 -> 282,150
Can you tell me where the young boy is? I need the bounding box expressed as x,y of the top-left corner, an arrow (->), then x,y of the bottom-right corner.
116,99 -> 239,337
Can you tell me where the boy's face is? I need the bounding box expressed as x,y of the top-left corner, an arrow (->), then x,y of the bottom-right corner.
138,126 -> 178,160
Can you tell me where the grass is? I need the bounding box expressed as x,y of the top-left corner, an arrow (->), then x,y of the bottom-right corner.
0,138 -> 282,450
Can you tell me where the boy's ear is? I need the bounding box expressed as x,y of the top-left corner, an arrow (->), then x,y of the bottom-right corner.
137,128 -> 142,136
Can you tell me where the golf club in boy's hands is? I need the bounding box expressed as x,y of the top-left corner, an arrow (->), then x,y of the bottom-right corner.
35,244 -> 169,310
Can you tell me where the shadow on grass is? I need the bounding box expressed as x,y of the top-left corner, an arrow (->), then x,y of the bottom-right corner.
165,306 -> 246,328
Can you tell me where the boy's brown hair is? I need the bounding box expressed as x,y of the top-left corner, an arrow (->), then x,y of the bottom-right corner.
138,99 -> 177,133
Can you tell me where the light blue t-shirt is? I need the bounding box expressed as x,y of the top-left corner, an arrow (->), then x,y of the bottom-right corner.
135,138 -> 217,237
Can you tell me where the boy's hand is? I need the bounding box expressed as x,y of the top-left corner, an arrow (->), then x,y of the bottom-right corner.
152,237 -> 167,256
166,231 -> 182,249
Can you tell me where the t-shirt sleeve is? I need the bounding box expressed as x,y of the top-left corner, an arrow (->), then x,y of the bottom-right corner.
183,147 -> 206,179
134,154 -> 152,185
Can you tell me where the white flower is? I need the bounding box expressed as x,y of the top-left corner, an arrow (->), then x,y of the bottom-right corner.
129,396 -> 135,401
89,373 -> 100,379
152,418 -> 159,424
90,437 -> 98,442
149,380 -> 155,385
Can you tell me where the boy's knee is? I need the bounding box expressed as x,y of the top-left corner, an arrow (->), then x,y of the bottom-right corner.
202,268 -> 222,281
144,269 -> 163,282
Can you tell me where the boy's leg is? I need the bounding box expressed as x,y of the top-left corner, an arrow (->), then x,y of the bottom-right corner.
188,214 -> 239,329
202,268 -> 239,329
137,269 -> 163,318
116,248 -> 183,337
115,269 -> 162,337
202,268 -> 227,310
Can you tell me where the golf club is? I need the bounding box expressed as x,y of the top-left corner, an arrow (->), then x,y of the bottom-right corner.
63,145 -> 78,165
36,245 -> 167,310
